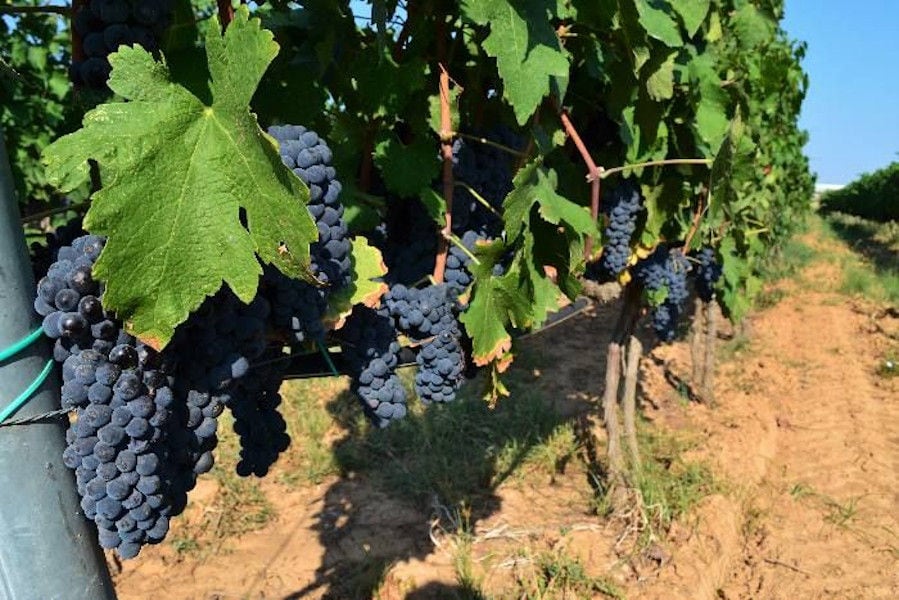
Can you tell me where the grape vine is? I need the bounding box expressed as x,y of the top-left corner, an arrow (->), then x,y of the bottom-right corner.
4,0 -> 814,565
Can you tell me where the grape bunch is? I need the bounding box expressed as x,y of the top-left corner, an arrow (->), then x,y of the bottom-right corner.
444,230 -> 478,294
588,181 -> 643,281
165,290 -> 273,480
693,246 -> 722,302
378,197 -> 438,286
228,347 -> 291,477
338,306 -> 408,428
382,284 -> 455,340
36,234 -> 292,558
265,125 -> 351,344
29,216 -> 85,281
383,284 -> 465,403
71,0 -> 173,89
414,320 -> 465,404
633,246 -> 690,342
444,129 -> 519,291
450,128 -> 519,237
38,235 -> 185,559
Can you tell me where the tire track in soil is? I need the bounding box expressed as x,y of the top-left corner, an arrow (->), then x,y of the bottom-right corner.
716,281 -> 899,600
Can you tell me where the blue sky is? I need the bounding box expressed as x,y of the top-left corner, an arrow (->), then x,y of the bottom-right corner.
782,1 -> 899,185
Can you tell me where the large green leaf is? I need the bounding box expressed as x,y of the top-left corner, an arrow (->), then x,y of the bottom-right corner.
670,0 -> 709,37
459,239 -> 520,366
644,50 -> 677,101
731,4 -> 774,49
504,160 -> 599,240
373,133 -> 440,197
42,7 -> 317,349
461,0 -> 570,124
633,0 -> 684,48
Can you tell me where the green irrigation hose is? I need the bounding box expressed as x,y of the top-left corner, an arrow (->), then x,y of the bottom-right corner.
0,327 -> 53,425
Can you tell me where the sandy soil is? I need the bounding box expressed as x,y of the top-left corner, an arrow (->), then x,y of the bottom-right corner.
113,233 -> 899,599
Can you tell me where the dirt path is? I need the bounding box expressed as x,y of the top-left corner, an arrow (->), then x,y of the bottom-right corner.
641,234 -> 899,599
112,233 -> 899,599
712,254 -> 899,598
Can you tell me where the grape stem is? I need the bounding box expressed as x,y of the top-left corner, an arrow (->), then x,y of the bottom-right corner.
682,186 -> 708,251
20,200 -> 91,225
453,181 -> 502,219
217,0 -> 234,30
432,60 -> 455,284
455,132 -> 525,158
444,232 -> 481,266
599,158 -> 712,179
558,110 -> 602,258
0,5 -> 70,15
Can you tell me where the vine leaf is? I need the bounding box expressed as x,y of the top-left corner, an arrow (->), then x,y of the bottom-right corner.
459,239 -> 521,367
461,0 -> 570,124
462,161 -> 594,367
373,133 -> 440,197
633,0 -> 684,48
669,0 -> 709,38
461,277 -> 515,367
325,237 -> 389,329
419,187 -> 447,228
504,160 -> 598,240
42,6 -> 317,349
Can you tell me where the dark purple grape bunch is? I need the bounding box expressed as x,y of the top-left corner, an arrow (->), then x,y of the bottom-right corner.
39,235 -> 182,559
265,125 -> 351,345
588,180 -> 643,281
633,246 -> 690,342
450,127 -> 520,238
692,246 -> 722,302
30,217 -> 86,282
338,306 -> 408,428
267,124 -> 351,290
382,283 -> 465,404
34,234 -> 117,362
71,0 -> 174,89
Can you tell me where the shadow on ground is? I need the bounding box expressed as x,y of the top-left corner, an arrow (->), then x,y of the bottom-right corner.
276,299 -> 644,599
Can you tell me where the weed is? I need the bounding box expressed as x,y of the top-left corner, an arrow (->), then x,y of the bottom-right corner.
789,481 -> 816,500
167,411 -> 275,556
329,379 -> 574,512
824,496 -> 860,528
755,287 -> 788,309
631,426 -> 719,545
720,332 -> 752,361
169,536 -> 200,556
278,377 -> 345,485
512,549 -> 626,600
451,528 -> 485,597
819,213 -> 899,305
742,503 -> 768,538
760,237 -> 818,282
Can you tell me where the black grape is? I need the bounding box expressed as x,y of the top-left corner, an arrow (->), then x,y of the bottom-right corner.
72,0 -> 173,90
383,283 -> 465,404
338,306 -> 407,427
443,230 -> 482,294
414,321 -> 465,404
450,127 -> 521,238
378,197 -> 438,286
228,349 -> 291,477
633,246 -> 690,342
265,124 -> 351,344
693,246 -> 722,302
587,180 -> 643,281
38,235 -> 183,559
